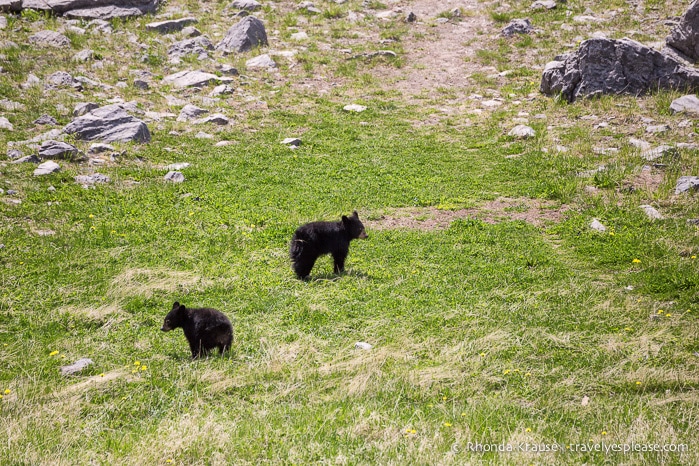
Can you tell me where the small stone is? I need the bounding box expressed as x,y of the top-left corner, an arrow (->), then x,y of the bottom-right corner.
7,149 -> 22,160
196,113 -> 229,125
177,104 -> 208,122
670,95 -> 699,116
166,162 -> 190,170
640,145 -> 679,162
355,342 -> 372,350
39,140 -> 81,160
60,358 -> 94,376
13,155 -> 41,164
73,49 -> 94,62
231,0 -> 261,10
133,79 -> 149,90
675,176 -> 699,194
639,205 -> 662,220
33,114 -> 59,126
195,132 -> 213,139
508,125 -> 536,138
502,18 -> 532,37
290,31 -> 309,41
406,11 -> 417,22
74,102 -> 99,117
75,173 -> 110,186
88,143 -> 116,154
590,218 -> 606,232
210,84 -> 234,96
164,171 -> 185,183
34,161 -> 61,176
645,124 -> 670,134
343,104 -> 367,112
281,137 -> 301,147
532,0 -> 556,9
246,54 -> 277,69
0,117 -> 12,131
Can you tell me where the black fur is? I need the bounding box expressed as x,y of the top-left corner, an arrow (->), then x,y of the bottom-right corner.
290,210 -> 368,279
161,302 -> 233,358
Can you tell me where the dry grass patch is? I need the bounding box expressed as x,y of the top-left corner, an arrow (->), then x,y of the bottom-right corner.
367,197 -> 569,230
108,267 -> 207,298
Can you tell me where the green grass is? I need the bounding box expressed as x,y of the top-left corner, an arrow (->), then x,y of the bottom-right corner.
1,0 -> 698,464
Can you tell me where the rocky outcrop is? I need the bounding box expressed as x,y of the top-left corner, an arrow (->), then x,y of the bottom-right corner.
541,38 -> 699,102
7,0 -> 158,19
666,0 -> 699,62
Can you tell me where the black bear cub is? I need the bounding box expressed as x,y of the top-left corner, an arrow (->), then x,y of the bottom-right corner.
161,302 -> 233,358
290,210 -> 368,280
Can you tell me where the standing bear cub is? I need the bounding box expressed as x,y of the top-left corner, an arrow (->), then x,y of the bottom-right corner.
290,210 -> 368,280
161,302 -> 233,358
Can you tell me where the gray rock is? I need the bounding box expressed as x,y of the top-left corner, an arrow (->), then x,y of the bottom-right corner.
355,342 -> 372,350
195,131 -> 213,139
216,16 -> 268,54
196,113 -> 229,125
21,73 -> 41,89
217,64 -> 239,76
164,171 -> 185,182
666,0 -> 699,62
0,116 -> 12,131
146,17 -> 197,34
541,38 -> 699,102
28,30 -> 71,48
133,79 -> 149,90
13,154 -> 41,164
0,15 -> 7,28
646,124 -> 670,134
0,99 -> 24,111
210,84 -> 234,96
74,102 -> 99,117
639,205 -> 663,220
670,95 -> 699,115
676,176 -> 699,194
502,19 -> 532,37
246,53 -> 276,69
177,104 -> 208,122
88,143 -> 115,154
72,49 -> 94,61
0,0 -> 21,12
531,0 -> 556,9
20,0 -> 158,19
168,36 -> 214,60
181,26 -> 201,37
39,140 -> 81,159
343,104 -> 366,112
590,218 -> 606,232
281,137 -> 301,147
629,137 -> 651,150
59,358 -> 93,376
75,173 -> 110,186
166,162 -> 190,170
405,11 -> 417,22
290,31 -> 309,41
46,71 -> 79,89
162,70 -> 221,88
508,124 -> 536,138
63,103 -> 151,143
640,145 -> 679,161
7,148 -> 22,160
231,0 -> 261,11
34,161 -> 61,176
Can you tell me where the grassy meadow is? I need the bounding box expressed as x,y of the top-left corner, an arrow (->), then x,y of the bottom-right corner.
1,0 -> 699,464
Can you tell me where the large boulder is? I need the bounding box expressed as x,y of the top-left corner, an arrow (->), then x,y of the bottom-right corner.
63,103 -> 150,143
0,0 -> 21,12
541,38 -> 699,102
666,0 -> 699,62
216,16 -> 268,54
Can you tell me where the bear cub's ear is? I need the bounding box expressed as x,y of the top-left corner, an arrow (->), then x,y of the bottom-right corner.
172,301 -> 184,311
352,210 -> 359,218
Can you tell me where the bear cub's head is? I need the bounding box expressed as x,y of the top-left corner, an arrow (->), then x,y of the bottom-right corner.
161,301 -> 186,332
342,211 -> 368,240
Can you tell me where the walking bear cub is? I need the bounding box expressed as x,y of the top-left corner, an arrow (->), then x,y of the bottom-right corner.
290,210 -> 368,280
161,302 -> 233,358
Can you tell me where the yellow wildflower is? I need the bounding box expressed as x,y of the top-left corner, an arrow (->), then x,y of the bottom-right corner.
602,431 -> 607,435
444,422 -> 452,427
636,381 -> 641,385
141,365 -> 147,371
4,389 -> 10,395
134,361 -> 140,366
49,350 -> 59,356
632,258 -> 641,263
525,428 -> 532,432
